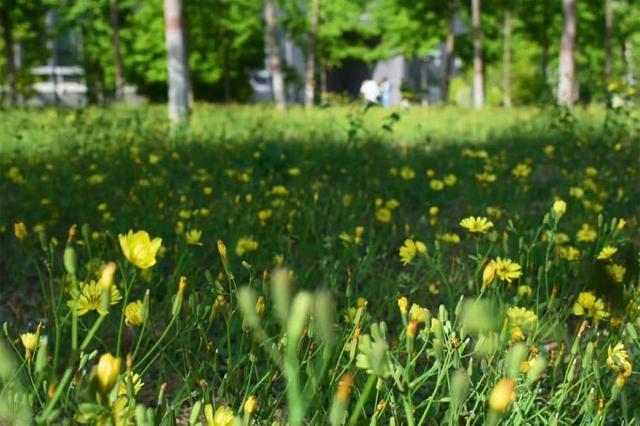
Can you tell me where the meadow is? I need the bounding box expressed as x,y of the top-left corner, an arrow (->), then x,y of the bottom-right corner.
0,104 -> 639,425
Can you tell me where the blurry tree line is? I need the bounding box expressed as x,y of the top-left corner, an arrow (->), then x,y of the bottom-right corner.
1,0 -> 639,107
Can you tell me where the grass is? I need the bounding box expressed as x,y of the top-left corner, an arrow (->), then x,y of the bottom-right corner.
0,104 -> 639,424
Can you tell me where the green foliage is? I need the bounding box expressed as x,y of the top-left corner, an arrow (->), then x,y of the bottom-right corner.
1,106 -> 640,423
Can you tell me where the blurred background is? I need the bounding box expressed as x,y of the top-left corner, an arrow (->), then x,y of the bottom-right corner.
0,0 -> 638,110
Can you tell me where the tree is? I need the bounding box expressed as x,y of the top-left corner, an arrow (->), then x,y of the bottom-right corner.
164,0 -> 190,124
502,5 -> 511,107
0,3 -> 17,105
604,0 -> 613,80
558,0 -> 577,106
442,0 -> 457,104
110,0 -> 124,100
471,0 -> 484,107
304,0 -> 319,108
265,0 -> 285,109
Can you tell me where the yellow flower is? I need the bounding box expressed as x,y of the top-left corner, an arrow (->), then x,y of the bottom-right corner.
596,246 -> 617,260
375,207 -> 392,223
235,237 -> 258,256
517,285 -> 533,299
607,343 -> 632,379
444,174 -> 457,186
576,224 -> 597,242
118,373 -> 144,396
400,166 -> 415,180
569,187 -> 584,198
409,304 -> 429,323
385,199 -> 400,210
557,246 -> 580,261
482,260 -> 497,286
204,405 -> 235,426
399,239 -> 426,266
185,229 -> 203,246
217,240 -> 227,258
258,209 -> 273,223
606,264 -> 626,283
475,172 -> 496,183
288,167 -> 301,176
506,307 -> 537,330
20,332 -> 39,353
511,163 -> 531,178
488,378 -> 515,413
552,199 -> 567,216
96,353 -> 121,392
573,292 -> 610,321
14,222 -> 28,240
494,258 -> 522,283
617,218 -> 626,230
67,281 -> 122,316
244,396 -> 257,416
255,295 -> 265,317
459,216 -> 493,234
437,233 -> 460,244
430,179 -> 444,191
118,230 -> 162,269
124,300 -> 144,327
397,297 -> 408,315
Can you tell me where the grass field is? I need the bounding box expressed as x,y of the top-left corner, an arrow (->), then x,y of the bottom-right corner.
1,105 -> 639,424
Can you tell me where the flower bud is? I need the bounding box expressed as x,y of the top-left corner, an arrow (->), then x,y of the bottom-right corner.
96,353 -> 121,392
488,378 -> 515,413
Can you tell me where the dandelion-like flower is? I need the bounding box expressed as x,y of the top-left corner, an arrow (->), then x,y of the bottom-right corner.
596,246 -> 617,260
67,281 -> 122,316
494,257 -> 522,283
460,216 -> 493,234
606,264 -> 626,283
576,224 -> 597,242
235,237 -> 258,256
124,300 -> 144,326
399,239 -> 426,266
573,291 -> 610,321
204,404 -> 235,426
118,230 -> 162,269
185,229 -> 203,246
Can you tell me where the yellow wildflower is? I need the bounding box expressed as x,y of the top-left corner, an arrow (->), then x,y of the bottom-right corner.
118,230 -> 162,269
204,405 -> 235,426
96,353 -> 121,392
397,297 -> 408,315
606,264 -> 626,283
596,246 -> 617,260
399,239 -> 426,266
552,199 -> 567,216
573,292 -> 610,321
459,216 -> 493,234
375,207 -> 392,223
576,224 -> 597,242
494,258 -> 522,283
400,166 -> 415,180
124,300 -> 144,327
20,332 -> 39,356
185,229 -> 203,246
409,304 -> 429,323
235,237 -> 258,256
67,281 -> 122,316
430,179 -> 444,191
14,222 -> 28,240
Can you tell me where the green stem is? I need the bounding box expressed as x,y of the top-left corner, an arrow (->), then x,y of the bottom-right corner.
347,374 -> 377,426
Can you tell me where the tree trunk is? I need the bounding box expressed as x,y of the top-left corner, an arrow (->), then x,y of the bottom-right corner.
604,0 -> 613,80
265,0 -> 286,109
471,0 -> 484,108
164,0 -> 190,124
110,0 -> 125,101
503,8 -> 512,107
0,5 -> 17,106
223,29 -> 230,103
558,0 -> 577,107
441,1 -> 455,104
304,0 -> 320,108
